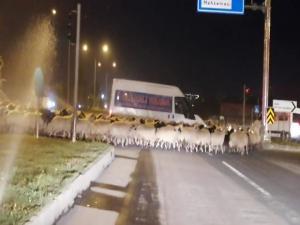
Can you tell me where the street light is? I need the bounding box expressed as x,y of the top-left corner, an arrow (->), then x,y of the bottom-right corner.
82,43 -> 88,52
82,43 -> 115,109
51,9 -> 57,16
102,44 -> 109,53
104,60 -> 117,110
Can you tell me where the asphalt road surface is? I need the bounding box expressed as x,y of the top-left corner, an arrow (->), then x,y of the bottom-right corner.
56,148 -> 300,225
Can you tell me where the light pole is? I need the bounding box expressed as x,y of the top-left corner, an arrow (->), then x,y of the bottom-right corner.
82,43 -> 114,108
242,84 -> 246,129
67,40 -> 71,104
93,60 -> 101,107
72,3 -> 81,143
262,0 -> 272,140
104,61 -> 117,109
66,9 -> 77,104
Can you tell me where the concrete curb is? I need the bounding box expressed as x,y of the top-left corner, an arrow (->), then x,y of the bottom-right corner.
262,143 -> 300,152
25,146 -> 115,225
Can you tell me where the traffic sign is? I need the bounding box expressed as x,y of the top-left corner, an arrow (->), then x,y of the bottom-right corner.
293,108 -> 300,115
267,107 -> 275,124
197,0 -> 245,15
273,99 -> 297,113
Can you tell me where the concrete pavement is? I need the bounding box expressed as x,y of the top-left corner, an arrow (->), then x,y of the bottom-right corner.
56,148 -> 140,225
55,147 -> 300,225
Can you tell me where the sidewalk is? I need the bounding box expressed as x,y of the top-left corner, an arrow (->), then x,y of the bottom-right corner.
262,142 -> 300,153
56,148 -> 140,225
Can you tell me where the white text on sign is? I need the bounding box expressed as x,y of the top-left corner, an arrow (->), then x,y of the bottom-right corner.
202,0 -> 232,9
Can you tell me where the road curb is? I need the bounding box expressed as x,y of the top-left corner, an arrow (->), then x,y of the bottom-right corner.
25,146 -> 115,225
262,142 -> 300,152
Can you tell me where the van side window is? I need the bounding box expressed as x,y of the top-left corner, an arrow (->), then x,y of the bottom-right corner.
175,97 -> 195,119
115,90 -> 172,113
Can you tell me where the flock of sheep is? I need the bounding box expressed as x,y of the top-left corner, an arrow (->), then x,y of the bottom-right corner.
0,102 -> 262,155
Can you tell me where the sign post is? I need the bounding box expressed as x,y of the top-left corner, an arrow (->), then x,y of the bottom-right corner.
34,67 -> 44,139
197,0 -> 272,142
197,0 -> 245,15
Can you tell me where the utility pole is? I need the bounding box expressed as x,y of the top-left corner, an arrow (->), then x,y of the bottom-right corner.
242,84 -> 246,129
246,0 -> 272,140
72,3 -> 81,143
262,0 -> 272,140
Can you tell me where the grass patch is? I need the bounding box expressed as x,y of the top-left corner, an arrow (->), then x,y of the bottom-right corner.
0,134 -> 109,225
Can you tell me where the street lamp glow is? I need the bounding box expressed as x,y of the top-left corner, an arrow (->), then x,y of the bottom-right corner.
97,62 -> 102,67
112,61 -> 117,68
82,43 -> 88,52
51,9 -> 57,15
47,99 -> 56,109
102,44 -> 109,53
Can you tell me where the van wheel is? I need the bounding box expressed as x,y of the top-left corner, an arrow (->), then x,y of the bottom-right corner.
285,132 -> 291,141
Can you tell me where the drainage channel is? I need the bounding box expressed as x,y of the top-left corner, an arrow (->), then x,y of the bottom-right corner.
74,150 -> 161,225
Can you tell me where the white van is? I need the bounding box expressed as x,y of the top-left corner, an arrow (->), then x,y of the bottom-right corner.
268,111 -> 300,140
109,79 -> 205,125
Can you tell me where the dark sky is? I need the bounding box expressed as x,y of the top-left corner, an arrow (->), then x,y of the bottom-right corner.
1,0 -> 300,109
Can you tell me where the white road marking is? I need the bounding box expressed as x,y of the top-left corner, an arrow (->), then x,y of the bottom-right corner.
222,161 -> 272,198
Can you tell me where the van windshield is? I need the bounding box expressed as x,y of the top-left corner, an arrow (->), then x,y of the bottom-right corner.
175,97 -> 195,120
293,113 -> 300,124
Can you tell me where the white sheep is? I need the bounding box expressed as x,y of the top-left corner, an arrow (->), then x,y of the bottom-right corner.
92,118 -> 112,142
109,121 -> 133,146
134,124 -> 157,148
229,130 -> 249,155
46,115 -> 72,138
210,129 -> 226,154
197,128 -> 211,152
248,120 -> 262,149
5,110 -> 42,134
155,125 -> 181,150
76,117 -> 94,140
179,126 -> 200,152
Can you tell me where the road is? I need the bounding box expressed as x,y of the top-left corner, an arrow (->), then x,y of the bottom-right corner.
56,148 -> 300,225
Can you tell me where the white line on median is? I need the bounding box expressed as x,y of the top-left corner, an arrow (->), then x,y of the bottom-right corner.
222,161 -> 272,198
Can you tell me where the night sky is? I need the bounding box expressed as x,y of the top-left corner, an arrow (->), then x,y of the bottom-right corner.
0,0 -> 300,114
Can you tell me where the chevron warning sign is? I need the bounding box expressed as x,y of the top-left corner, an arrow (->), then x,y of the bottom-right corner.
267,107 -> 275,124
